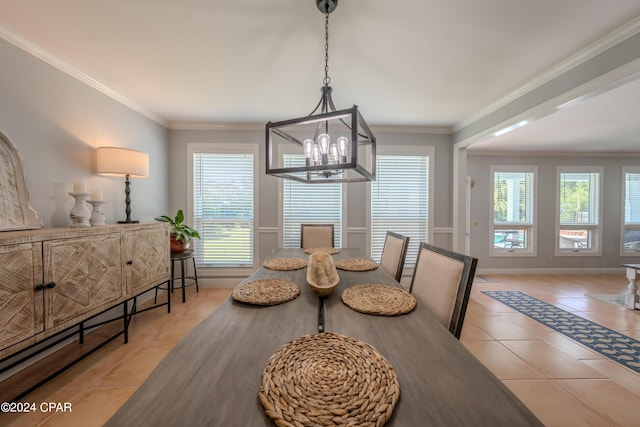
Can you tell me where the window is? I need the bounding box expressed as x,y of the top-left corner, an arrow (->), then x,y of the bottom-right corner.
490,166 -> 536,256
282,154 -> 342,248
190,145 -> 257,268
622,167 -> 640,255
370,147 -> 432,267
556,166 -> 602,255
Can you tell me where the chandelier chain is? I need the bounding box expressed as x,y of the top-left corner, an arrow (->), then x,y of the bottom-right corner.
323,10 -> 330,87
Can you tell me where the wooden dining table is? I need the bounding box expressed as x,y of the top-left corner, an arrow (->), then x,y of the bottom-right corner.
106,248 -> 542,426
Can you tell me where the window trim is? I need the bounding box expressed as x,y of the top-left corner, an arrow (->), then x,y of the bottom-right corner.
489,165 -> 538,257
555,165 -> 603,257
621,166 -> 640,257
187,142 -> 259,275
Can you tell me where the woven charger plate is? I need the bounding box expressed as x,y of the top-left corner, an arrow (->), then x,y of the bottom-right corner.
334,258 -> 379,272
342,284 -> 417,316
263,257 -> 308,271
303,247 -> 340,255
259,332 -> 400,427
232,279 -> 300,306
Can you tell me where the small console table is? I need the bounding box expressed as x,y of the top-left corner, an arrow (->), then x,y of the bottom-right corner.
622,264 -> 640,310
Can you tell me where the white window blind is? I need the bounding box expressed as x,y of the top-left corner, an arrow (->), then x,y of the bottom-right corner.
192,152 -> 254,267
624,170 -> 640,224
282,154 -> 342,248
371,154 -> 429,267
623,168 -> 640,252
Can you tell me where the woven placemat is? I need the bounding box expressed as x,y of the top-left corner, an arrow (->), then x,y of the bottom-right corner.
263,257 -> 308,271
303,247 -> 340,255
342,284 -> 417,316
259,332 -> 400,427
232,279 -> 300,306
334,258 -> 379,271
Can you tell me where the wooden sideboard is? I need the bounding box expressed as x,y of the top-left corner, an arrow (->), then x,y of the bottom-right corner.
0,223 -> 170,360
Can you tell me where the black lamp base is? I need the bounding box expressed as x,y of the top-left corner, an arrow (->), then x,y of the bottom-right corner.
120,174 -> 139,224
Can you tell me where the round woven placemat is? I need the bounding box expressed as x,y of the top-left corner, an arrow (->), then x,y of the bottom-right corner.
303,247 -> 340,255
341,284 -> 417,316
263,257 -> 308,271
334,258 -> 379,272
231,279 -> 300,306
259,332 -> 400,427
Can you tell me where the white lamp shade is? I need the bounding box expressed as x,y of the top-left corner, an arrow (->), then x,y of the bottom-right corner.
97,147 -> 149,178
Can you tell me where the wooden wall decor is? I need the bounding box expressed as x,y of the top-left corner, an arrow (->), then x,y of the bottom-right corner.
0,131 -> 42,231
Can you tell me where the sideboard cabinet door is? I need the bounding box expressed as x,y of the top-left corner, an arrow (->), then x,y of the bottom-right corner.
122,225 -> 170,296
43,233 -> 123,330
0,243 -> 43,350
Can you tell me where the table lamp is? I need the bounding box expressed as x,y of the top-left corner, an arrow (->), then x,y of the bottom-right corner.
96,146 -> 149,223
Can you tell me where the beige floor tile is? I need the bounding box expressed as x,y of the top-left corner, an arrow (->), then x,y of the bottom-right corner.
500,340 -> 606,379
623,329 -> 640,339
537,331 -> 603,360
503,380 -> 613,427
491,312 -> 553,332
468,314 -> 544,340
582,359 -> 640,398
99,344 -> 174,386
549,296 -> 626,313
580,309 -> 640,331
556,379 -> 640,426
464,299 -> 497,317
461,340 -> 546,380
0,387 -> 83,427
36,385 -> 138,427
38,340 -> 142,389
459,320 -> 494,340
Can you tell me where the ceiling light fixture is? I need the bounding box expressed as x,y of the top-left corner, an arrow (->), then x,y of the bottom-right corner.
265,0 -> 376,183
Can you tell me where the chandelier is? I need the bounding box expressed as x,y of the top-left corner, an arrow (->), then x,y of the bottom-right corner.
266,0 -> 376,183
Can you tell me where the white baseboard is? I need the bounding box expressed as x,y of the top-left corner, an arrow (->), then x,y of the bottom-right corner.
477,267 -> 625,275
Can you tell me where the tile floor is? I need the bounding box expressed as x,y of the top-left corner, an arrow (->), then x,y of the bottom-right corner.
463,274 -> 640,427
1,274 -> 639,426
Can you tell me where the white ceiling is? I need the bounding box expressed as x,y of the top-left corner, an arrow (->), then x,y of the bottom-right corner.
1,0 -> 640,152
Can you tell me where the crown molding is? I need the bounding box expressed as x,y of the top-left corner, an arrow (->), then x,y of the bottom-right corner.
456,15 -> 640,131
169,120 -> 454,135
467,150 -> 640,158
168,121 -> 265,131
370,124 -> 453,135
0,25 -> 167,127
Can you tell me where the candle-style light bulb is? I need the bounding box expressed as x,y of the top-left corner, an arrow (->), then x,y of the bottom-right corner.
337,136 -> 348,163
303,139 -> 314,166
303,139 -> 314,157
312,145 -> 321,165
318,134 -> 330,154
329,143 -> 339,163
317,133 -> 330,164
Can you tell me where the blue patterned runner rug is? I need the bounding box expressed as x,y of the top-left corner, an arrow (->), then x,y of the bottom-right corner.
482,290 -> 640,374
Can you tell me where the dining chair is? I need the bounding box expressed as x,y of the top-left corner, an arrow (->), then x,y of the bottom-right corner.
409,242 -> 478,339
300,224 -> 335,248
379,231 -> 410,282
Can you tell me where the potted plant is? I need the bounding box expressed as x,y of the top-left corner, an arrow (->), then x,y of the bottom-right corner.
155,209 -> 201,253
